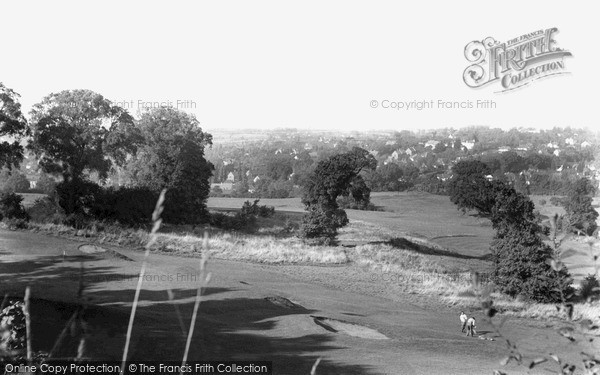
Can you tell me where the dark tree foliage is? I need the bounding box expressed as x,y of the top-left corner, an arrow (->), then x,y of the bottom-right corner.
489,185 -> 572,303
300,147 -> 376,241
0,83 -> 29,169
0,170 -> 30,193
29,90 -> 139,214
563,177 -> 598,235
128,107 -> 213,224
490,227 -> 572,303
0,192 -> 29,222
448,159 -> 498,215
490,184 -> 538,237
264,154 -> 293,181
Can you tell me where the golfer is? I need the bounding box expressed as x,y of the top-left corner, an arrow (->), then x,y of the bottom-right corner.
459,311 -> 468,332
466,317 -> 477,337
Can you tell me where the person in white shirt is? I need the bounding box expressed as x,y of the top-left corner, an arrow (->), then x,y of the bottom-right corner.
466,317 -> 477,337
459,311 -> 468,333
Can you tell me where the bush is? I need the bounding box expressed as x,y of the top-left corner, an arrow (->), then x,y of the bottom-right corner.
336,195 -> 379,211
240,199 -> 275,218
90,186 -> 158,226
55,179 -> 101,216
298,206 -> 348,242
549,196 -> 566,206
27,196 -> 65,224
538,199 -> 546,206
579,274 -> 600,302
209,200 -> 276,231
0,192 -> 29,222
209,211 -> 254,231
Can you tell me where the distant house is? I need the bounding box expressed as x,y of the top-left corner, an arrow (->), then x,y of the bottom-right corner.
385,140 -> 397,146
565,138 -> 576,146
498,146 -> 511,153
253,176 -> 261,183
547,142 -> 559,148
369,150 -> 379,157
405,147 -> 414,156
462,141 -> 475,151
226,172 -> 235,182
424,140 -> 439,149
554,149 -> 561,156
581,141 -> 592,148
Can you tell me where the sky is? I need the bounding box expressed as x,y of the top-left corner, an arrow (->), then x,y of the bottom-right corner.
1,1 -> 598,132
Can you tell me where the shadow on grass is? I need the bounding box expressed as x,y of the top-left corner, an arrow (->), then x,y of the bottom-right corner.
375,237 -> 490,261
0,254 -> 381,374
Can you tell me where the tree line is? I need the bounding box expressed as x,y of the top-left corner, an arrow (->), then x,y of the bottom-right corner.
0,84 -> 214,226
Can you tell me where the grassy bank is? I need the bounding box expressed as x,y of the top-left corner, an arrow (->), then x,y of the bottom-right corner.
23,219 -> 600,326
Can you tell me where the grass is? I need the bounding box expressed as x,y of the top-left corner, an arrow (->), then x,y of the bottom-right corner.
21,191 -> 600,328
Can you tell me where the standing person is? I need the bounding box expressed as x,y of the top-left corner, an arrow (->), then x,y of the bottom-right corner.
466,316 -> 477,337
459,311 -> 468,333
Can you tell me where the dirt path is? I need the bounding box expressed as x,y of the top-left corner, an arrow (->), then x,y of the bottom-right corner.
0,228 -> 589,375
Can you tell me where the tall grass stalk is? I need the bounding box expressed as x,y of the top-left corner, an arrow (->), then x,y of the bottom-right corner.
180,232 -> 211,374
121,189 -> 166,372
24,286 -> 32,362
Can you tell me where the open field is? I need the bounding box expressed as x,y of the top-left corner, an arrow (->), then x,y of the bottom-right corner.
2,191 -> 599,373
208,192 -> 600,281
2,227 -> 597,374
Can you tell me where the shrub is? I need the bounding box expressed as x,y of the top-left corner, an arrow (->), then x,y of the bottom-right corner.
549,196 -> 566,206
209,200 -> 275,231
90,186 -> 158,225
0,192 -> 29,222
298,206 -> 348,242
538,199 -> 546,206
579,274 -> 600,302
240,199 -> 275,218
336,195 -> 379,211
55,178 -> 101,216
0,300 -> 26,353
26,196 -> 65,224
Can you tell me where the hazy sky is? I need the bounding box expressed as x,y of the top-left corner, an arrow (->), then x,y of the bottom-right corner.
2,1 -> 597,132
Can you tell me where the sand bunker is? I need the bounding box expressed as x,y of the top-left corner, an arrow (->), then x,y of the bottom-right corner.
312,316 -> 389,340
78,244 -> 107,254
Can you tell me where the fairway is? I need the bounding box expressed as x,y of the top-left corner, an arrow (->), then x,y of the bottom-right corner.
208,192 -> 496,259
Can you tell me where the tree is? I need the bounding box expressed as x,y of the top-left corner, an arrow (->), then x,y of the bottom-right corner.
299,147 -> 376,242
453,138 -> 462,151
29,90 -> 138,214
0,83 -> 29,169
490,226 -> 572,303
264,154 -> 293,181
0,171 -> 30,193
128,107 -> 213,224
377,163 -> 404,192
490,185 -> 572,303
564,178 -> 598,235
36,174 -> 58,195
447,159 -> 498,215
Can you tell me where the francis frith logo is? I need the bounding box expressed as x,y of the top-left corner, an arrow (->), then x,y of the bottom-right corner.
463,28 -> 572,92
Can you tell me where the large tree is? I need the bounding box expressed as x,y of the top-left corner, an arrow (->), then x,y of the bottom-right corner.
0,83 -> 29,169
127,107 -> 213,224
300,147 -> 376,242
489,184 -> 572,303
564,177 -> 598,235
448,159 -> 498,216
28,90 -> 138,214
